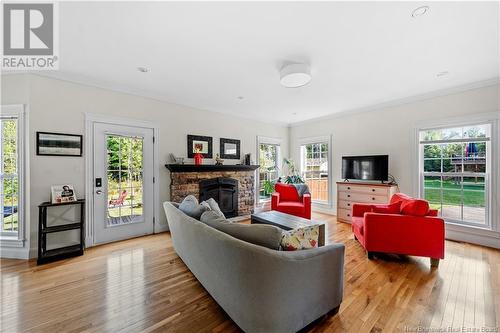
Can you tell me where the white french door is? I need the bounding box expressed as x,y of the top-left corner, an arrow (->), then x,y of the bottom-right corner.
93,123 -> 154,245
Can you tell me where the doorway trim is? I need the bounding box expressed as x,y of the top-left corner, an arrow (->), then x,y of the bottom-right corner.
84,113 -> 160,248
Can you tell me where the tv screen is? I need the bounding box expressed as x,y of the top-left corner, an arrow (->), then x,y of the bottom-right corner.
342,155 -> 389,181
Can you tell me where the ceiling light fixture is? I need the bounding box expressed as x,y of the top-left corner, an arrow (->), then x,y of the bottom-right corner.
237,96 -> 244,100
411,5 -> 429,18
280,63 -> 311,88
137,66 -> 150,73
436,71 -> 449,77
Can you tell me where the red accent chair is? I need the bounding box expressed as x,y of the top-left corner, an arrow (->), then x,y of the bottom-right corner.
271,183 -> 312,219
351,193 -> 445,267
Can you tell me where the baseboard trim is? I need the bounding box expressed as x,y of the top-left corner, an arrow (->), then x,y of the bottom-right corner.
0,246 -> 30,259
155,223 -> 170,233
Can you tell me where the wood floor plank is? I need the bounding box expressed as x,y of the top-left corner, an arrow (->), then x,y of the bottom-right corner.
1,212 -> 499,333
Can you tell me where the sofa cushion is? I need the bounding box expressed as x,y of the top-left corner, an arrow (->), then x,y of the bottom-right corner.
400,199 -> 430,217
178,195 -> 210,220
200,211 -> 283,250
372,202 -> 401,214
351,216 -> 364,236
281,225 -> 320,251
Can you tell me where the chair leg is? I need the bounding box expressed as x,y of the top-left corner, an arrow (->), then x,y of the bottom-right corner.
354,235 -> 358,241
329,305 -> 340,316
430,258 -> 440,268
367,251 -> 374,260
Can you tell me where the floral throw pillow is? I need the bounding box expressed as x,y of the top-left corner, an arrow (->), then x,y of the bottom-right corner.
281,225 -> 320,251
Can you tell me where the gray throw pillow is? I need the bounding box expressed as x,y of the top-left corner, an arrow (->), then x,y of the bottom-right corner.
178,195 -> 209,220
202,198 -> 225,218
200,211 -> 283,250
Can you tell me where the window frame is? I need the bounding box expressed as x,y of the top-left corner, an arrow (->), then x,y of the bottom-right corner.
0,105 -> 26,242
298,135 -> 332,207
417,121 -> 493,229
256,136 -> 282,204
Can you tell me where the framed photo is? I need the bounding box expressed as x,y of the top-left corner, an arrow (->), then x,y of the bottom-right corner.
51,184 -> 77,204
220,138 -> 240,159
37,132 -> 83,156
187,135 -> 213,158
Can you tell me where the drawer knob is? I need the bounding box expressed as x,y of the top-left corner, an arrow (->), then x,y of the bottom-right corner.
372,189 -> 375,192
347,203 -> 350,206
347,187 -> 351,190
347,194 -> 351,198
347,214 -> 350,217
372,197 -> 375,200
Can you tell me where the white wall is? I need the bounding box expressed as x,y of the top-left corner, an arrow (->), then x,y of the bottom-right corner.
290,83 -> 500,248
1,73 -> 289,257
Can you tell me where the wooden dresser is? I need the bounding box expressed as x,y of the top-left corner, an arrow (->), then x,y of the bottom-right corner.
336,181 -> 398,223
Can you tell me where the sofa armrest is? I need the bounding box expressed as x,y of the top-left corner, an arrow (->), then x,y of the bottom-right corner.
363,213 -> 445,259
352,203 -> 373,217
271,192 -> 280,210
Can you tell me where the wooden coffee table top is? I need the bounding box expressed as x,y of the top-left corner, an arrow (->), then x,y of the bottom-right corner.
251,210 -> 324,231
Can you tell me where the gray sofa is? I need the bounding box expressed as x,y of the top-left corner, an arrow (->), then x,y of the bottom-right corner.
163,202 -> 345,333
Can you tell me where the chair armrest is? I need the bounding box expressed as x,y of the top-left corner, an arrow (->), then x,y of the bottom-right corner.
364,213 -> 445,259
302,193 -> 311,205
271,192 -> 280,209
352,203 -> 373,217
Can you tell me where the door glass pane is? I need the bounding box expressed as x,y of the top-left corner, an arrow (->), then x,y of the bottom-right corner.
259,143 -> 279,200
106,134 -> 144,226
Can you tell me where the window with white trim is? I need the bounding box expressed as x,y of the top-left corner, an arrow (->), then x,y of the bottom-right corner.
300,142 -> 329,203
258,143 -> 280,201
0,116 -> 21,237
419,123 -> 491,227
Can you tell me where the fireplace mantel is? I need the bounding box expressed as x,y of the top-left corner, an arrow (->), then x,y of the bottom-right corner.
165,164 -> 259,173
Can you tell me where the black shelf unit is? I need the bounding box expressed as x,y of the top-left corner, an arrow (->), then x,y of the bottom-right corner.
37,199 -> 85,265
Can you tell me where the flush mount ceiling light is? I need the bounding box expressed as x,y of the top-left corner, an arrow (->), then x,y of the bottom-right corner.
280,63 -> 311,88
411,5 -> 429,18
137,66 -> 150,73
437,71 -> 449,77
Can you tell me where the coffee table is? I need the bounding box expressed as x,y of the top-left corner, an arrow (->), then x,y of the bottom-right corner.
251,210 -> 326,247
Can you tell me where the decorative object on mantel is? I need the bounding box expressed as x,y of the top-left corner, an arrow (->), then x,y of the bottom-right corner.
51,184 -> 77,204
169,153 -> 184,164
187,134 -> 213,158
37,132 -> 83,156
215,153 -> 224,165
37,199 -> 85,265
244,153 -> 252,165
220,138 -> 240,159
194,148 -> 204,165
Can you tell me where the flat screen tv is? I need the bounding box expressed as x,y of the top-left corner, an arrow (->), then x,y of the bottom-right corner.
342,155 -> 389,182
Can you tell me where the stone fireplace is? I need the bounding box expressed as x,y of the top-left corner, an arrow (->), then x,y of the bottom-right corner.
166,164 -> 259,217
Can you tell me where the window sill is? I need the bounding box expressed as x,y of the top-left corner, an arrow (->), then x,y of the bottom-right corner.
445,220 -> 498,236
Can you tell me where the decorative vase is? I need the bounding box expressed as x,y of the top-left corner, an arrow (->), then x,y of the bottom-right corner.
194,153 -> 203,165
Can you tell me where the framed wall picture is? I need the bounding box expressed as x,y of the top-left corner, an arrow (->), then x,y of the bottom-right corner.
51,184 -> 77,204
187,135 -> 213,158
220,138 -> 240,159
37,132 -> 83,156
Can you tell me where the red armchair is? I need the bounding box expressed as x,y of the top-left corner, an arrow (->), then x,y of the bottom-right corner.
271,183 -> 311,219
351,193 -> 444,267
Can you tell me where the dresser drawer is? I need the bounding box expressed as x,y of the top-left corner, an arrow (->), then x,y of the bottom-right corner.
338,183 -> 389,196
338,192 -> 388,204
338,200 -> 354,210
337,208 -> 352,221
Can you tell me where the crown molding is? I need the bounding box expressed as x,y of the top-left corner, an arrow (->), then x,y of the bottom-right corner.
289,77 -> 500,128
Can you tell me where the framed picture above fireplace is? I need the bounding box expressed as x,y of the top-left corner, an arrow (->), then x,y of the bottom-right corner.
220,138 -> 240,159
187,135 -> 213,158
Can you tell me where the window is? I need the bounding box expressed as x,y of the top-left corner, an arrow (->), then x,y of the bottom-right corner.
1,116 -> 21,237
258,143 -> 280,200
419,124 -> 491,227
301,141 -> 329,203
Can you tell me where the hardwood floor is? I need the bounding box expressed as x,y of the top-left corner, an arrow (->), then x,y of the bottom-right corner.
1,213 -> 499,332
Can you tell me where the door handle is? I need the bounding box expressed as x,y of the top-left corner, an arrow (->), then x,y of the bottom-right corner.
96,190 -> 103,195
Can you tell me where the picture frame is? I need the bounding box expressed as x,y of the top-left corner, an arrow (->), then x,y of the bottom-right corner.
37,132 -> 83,157
187,135 -> 213,158
220,138 -> 240,159
51,184 -> 77,204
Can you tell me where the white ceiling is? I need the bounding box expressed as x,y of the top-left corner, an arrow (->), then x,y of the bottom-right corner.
41,1 -> 499,125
